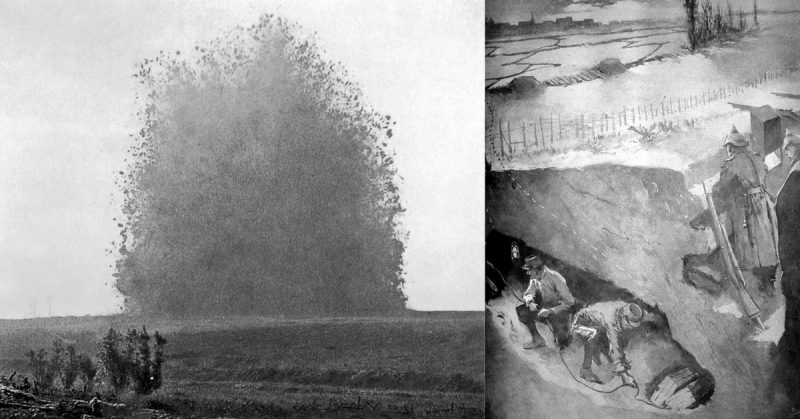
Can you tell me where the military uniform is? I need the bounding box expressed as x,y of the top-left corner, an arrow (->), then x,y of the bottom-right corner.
776,148 -> 800,406
572,302 -> 641,381
712,146 -> 779,270
516,262 -> 575,349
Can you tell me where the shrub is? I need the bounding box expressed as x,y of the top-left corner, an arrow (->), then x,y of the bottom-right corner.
97,327 -> 167,395
97,328 -> 129,394
52,338 -> 81,390
24,348 -> 54,390
78,353 -> 97,394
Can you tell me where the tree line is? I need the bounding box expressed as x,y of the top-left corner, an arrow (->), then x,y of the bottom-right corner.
684,0 -> 758,50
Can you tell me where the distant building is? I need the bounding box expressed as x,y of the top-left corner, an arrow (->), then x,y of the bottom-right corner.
556,17 -> 574,27
486,14 -> 598,38
518,12 -> 536,28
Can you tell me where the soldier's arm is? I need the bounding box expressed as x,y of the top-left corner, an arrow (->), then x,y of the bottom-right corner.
549,273 -> 575,315
522,280 -> 535,304
712,164 -> 736,213
606,322 -> 630,374
572,309 -> 603,328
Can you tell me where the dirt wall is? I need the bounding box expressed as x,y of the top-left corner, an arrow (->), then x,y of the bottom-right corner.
486,164 -> 785,416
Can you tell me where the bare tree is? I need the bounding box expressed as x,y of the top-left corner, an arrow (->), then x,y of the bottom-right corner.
727,1 -> 734,29
739,8 -> 746,31
701,0 -> 713,43
714,5 -> 723,36
753,0 -> 759,27
684,0 -> 699,50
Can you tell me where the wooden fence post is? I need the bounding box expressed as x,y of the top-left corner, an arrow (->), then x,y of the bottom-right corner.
522,122 -> 527,150
498,118 -> 505,158
581,114 -> 585,139
540,116 -> 546,148
533,121 -> 538,147
507,120 -> 512,155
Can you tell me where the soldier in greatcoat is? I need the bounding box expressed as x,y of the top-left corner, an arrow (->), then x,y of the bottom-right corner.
711,125 -> 779,274
775,130 -> 800,408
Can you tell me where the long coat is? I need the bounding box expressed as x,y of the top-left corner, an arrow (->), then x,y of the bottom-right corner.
712,149 -> 779,270
775,159 -> 800,406
776,160 -> 800,273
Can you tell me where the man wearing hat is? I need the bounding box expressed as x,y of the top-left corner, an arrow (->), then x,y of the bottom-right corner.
570,301 -> 645,387
775,129 -> 800,408
710,125 -> 778,274
515,254 -> 575,349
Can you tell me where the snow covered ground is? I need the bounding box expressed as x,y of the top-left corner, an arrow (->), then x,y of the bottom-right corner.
487,13 -> 800,177
486,26 -> 684,89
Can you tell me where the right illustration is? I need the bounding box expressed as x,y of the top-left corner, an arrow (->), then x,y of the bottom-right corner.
484,0 -> 800,417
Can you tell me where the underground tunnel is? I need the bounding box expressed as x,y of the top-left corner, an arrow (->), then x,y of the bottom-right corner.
485,164 -> 783,417
486,229 -> 716,411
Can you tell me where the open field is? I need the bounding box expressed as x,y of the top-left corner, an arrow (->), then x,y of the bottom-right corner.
0,312 -> 483,418
486,25 -> 685,89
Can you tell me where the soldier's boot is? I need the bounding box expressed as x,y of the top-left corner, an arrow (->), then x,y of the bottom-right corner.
522,331 -> 547,349
580,367 -> 603,384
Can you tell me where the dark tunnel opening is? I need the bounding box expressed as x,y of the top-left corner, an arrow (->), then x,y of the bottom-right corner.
486,228 -> 716,410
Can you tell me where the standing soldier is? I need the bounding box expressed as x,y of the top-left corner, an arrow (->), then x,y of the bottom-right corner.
711,125 -> 778,278
515,255 -> 576,349
776,129 -> 800,408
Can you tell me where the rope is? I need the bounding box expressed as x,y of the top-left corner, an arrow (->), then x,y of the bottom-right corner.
545,321 -> 670,409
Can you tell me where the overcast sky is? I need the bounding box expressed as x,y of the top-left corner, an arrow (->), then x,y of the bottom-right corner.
486,0 -> 800,24
0,0 -> 483,318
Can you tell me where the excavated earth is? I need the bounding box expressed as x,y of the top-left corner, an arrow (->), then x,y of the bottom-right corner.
486,162 -> 790,418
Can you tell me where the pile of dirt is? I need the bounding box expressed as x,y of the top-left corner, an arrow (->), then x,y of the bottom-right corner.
508,76 -> 546,97
593,58 -> 626,75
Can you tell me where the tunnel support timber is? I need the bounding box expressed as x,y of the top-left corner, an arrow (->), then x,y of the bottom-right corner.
702,182 -> 765,330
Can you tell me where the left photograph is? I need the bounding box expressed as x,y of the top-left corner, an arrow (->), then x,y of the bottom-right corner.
0,1 -> 485,417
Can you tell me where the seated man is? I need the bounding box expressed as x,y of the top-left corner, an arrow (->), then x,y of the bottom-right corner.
571,301 -> 645,388
515,255 -> 576,349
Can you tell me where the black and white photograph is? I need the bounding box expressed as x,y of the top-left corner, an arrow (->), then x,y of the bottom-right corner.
0,1 -> 484,417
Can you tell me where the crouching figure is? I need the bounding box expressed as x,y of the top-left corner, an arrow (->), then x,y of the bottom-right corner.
571,301 -> 645,388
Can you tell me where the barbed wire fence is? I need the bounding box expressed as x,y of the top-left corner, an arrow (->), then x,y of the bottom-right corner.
486,65 -> 799,158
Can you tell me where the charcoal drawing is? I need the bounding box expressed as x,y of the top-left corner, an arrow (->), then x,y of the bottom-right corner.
0,1 -> 483,417
485,0 -> 800,417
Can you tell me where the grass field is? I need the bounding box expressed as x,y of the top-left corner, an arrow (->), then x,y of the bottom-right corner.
0,311 -> 483,418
